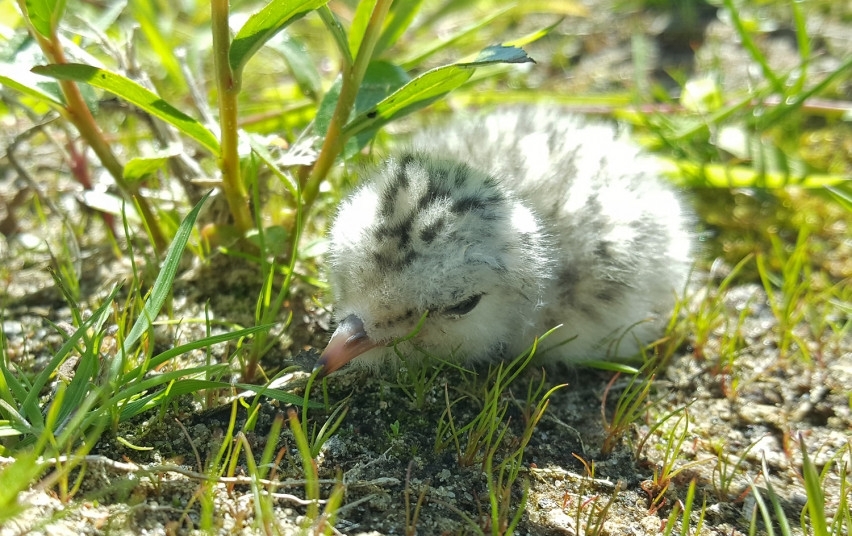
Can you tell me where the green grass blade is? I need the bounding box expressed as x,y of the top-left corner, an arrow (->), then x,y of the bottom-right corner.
722,0 -> 783,94
124,324 -> 273,381
761,458 -> 794,536
51,325 -> 104,430
116,376 -> 309,421
348,0 -> 377,59
799,439 -> 827,536
229,0 -> 330,77
116,191 -> 210,367
18,287 -> 120,427
31,64 -> 220,154
399,6 -> 514,69
0,329 -> 31,406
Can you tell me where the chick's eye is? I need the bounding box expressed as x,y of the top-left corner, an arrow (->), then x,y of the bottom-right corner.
443,294 -> 483,317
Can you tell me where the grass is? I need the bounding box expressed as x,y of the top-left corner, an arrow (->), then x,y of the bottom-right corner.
1,0 -> 851,533
564,455 -> 623,536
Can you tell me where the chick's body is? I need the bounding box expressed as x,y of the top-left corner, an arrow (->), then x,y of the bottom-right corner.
319,108 -> 693,374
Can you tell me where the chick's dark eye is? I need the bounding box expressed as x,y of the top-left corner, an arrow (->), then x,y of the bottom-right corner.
443,294 -> 483,317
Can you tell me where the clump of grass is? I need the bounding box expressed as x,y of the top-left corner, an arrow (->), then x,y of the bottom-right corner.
636,407 -> 713,514
710,435 -> 764,501
435,327 -> 561,468
600,359 -> 658,456
433,328 -> 565,533
661,479 -> 706,536
565,454 -> 623,536
756,226 -> 814,362
0,199 -> 305,517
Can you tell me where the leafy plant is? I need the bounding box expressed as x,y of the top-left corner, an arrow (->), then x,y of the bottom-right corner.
4,0 -> 537,254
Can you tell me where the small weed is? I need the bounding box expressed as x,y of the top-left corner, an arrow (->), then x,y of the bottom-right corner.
433,329 -> 564,534
756,227 -> 812,362
565,454 -> 623,536
600,360 -> 658,456
711,435 -> 764,501
387,420 -> 401,440
685,254 -> 753,363
637,407 -> 712,513
435,328 -> 559,468
300,371 -> 349,459
391,353 -> 450,411
662,479 -> 707,536
484,376 -> 566,535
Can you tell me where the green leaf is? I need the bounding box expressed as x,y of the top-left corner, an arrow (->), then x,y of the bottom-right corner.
471,44 -> 537,65
348,0 -> 377,59
123,151 -> 177,182
270,33 -> 322,100
0,63 -> 64,106
23,0 -> 66,37
123,324 -> 273,383
340,65 -> 472,139
229,0 -> 330,77
115,371 -> 316,421
343,45 -> 533,140
374,0 -> 425,56
32,63 -> 220,154
17,286 -> 121,431
316,61 -> 409,157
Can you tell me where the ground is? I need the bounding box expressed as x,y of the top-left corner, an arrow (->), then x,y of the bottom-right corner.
1,0 -> 851,535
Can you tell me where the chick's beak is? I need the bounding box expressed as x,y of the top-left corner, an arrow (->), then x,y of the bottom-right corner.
315,314 -> 380,375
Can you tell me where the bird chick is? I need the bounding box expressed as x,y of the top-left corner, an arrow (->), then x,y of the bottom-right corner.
317,108 -> 693,375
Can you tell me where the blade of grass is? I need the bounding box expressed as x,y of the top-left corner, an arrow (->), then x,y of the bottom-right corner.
114,191 -> 211,381
798,437 -> 827,536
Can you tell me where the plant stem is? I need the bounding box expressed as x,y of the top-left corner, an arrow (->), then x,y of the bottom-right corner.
34,30 -> 168,250
302,0 -> 393,211
211,0 -> 253,235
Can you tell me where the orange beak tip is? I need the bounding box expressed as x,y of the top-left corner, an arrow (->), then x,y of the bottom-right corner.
316,314 -> 380,376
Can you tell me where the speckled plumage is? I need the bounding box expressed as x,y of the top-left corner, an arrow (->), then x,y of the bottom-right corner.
318,108 -> 693,374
